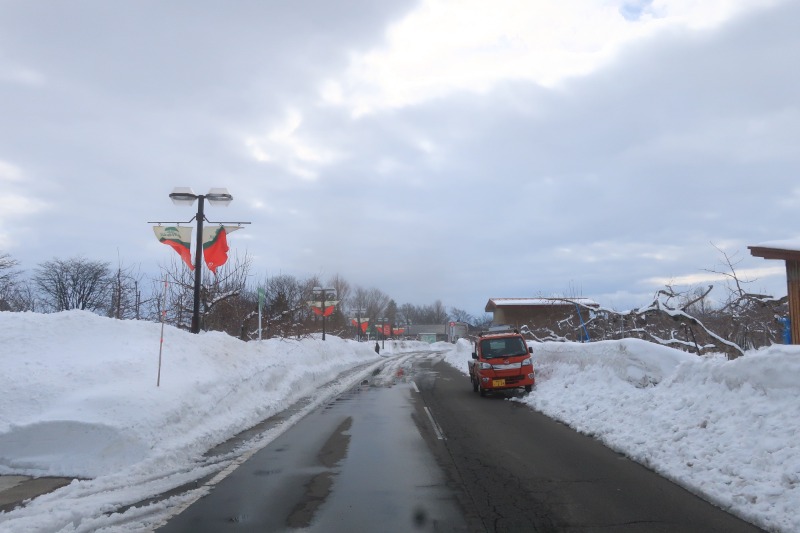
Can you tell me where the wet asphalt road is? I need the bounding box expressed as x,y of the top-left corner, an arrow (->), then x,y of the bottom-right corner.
158,351 -> 765,532
415,355 -> 764,532
157,351 -> 466,532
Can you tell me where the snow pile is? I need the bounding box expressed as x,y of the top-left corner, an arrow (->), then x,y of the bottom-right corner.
445,337 -> 800,533
0,311 -> 382,479
0,310 -> 434,532
3,312 -> 799,532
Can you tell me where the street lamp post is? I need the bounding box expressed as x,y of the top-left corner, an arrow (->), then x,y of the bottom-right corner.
353,307 -> 365,342
312,287 -> 336,341
378,317 -> 388,349
169,187 -> 233,334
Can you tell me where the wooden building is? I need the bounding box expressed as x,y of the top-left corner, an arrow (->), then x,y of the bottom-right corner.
749,240 -> 800,344
485,297 -> 599,335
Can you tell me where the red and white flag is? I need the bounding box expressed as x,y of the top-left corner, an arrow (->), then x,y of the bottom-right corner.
153,226 -> 194,271
202,226 -> 242,274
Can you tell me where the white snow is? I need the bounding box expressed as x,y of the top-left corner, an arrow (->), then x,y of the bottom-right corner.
1,311 -> 799,532
444,338 -> 800,532
752,238 -> 800,252
487,297 -> 599,307
0,311 -> 408,532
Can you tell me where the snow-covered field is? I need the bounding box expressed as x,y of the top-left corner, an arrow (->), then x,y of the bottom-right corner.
1,311 -> 798,532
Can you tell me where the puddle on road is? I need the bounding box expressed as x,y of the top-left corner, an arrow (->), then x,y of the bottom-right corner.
287,417 -> 353,528
363,351 -> 442,390
318,417 -> 352,468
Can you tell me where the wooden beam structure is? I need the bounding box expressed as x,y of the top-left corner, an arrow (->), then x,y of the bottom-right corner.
748,245 -> 800,344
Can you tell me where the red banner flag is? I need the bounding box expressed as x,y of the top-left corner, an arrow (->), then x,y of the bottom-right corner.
153,226 -> 194,271
312,305 -> 336,317
203,226 -> 241,274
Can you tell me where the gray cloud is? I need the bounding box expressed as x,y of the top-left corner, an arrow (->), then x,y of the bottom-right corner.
1,0 -> 797,317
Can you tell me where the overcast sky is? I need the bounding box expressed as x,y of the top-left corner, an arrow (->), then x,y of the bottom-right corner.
2,0 -> 798,317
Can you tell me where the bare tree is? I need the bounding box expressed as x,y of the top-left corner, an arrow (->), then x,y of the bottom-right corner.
399,303 -> 417,324
33,257 -> 112,313
0,253 -> 36,312
347,285 -> 390,338
474,313 -> 494,330
328,274 -> 351,305
364,287 -> 390,320
155,256 -> 198,330
510,243 -> 791,359
0,253 -> 21,310
701,244 -> 787,350
449,307 -> 475,325
406,300 -> 449,324
108,254 -> 146,320
430,299 -> 448,323
201,251 -> 252,333
154,251 -> 252,332
260,273 -> 310,338
5,281 -> 38,312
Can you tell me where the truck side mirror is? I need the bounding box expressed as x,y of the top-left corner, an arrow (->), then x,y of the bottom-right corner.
528,347 -> 533,353
471,352 -> 478,359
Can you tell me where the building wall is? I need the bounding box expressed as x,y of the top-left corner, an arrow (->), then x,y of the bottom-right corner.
492,305 -> 591,339
491,307 -> 573,327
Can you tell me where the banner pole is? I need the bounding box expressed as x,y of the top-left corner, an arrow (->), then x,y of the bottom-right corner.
258,287 -> 264,340
157,276 -> 168,387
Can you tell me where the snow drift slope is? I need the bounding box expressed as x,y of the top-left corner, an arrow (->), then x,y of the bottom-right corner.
444,337 -> 800,533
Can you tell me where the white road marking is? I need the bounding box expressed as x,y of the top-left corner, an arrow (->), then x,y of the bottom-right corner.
411,381 -> 420,393
424,406 -> 446,441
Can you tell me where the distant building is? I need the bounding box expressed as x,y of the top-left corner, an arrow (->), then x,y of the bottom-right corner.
485,297 -> 599,339
406,324 -> 447,342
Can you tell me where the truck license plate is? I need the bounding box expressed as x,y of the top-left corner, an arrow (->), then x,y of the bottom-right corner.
492,379 -> 505,387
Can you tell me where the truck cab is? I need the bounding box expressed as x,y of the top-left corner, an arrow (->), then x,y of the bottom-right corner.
468,328 -> 535,396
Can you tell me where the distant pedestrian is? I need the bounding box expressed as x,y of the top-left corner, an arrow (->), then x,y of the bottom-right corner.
375,342 -> 380,354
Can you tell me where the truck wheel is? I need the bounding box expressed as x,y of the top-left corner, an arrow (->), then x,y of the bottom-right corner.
524,385 -> 532,393
471,376 -> 478,392
479,383 -> 487,397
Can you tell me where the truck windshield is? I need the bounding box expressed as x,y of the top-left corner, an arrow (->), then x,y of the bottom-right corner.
480,337 -> 528,358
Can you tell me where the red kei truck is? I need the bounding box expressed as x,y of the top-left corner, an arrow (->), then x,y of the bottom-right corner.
468,329 -> 535,396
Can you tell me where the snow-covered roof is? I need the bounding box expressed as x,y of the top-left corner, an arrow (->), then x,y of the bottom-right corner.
751,239 -> 800,253
486,297 -> 599,311
749,239 -> 800,261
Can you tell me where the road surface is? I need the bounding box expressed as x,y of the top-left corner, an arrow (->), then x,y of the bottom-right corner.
158,350 -> 764,532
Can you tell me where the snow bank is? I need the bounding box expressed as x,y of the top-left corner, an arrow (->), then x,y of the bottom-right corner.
0,311 -> 445,532
445,337 -> 800,533
0,310 -> 387,479
3,311 -> 799,532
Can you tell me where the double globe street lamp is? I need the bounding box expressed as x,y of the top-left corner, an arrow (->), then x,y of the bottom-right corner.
311,287 -> 336,341
169,187 -> 233,334
377,317 -> 389,349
